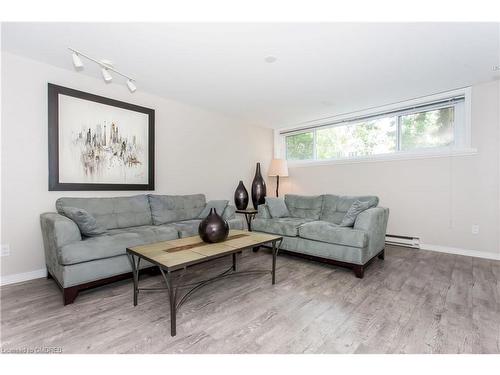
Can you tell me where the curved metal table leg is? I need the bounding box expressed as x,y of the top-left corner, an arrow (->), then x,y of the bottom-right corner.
159,267 -> 187,337
127,253 -> 141,306
271,238 -> 283,285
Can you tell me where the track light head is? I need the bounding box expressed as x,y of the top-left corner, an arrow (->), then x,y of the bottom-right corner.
126,79 -> 137,93
72,52 -> 83,69
101,68 -> 113,83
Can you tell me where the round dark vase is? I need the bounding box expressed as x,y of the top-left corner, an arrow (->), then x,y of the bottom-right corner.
198,208 -> 229,243
251,162 -> 267,209
234,180 -> 249,210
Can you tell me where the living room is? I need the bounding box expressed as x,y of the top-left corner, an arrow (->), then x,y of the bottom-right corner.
1,0 -> 500,372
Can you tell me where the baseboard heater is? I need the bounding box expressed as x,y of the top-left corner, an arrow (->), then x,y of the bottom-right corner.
385,234 -> 420,249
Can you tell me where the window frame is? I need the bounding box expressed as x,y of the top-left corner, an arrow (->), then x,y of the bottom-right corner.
277,87 -> 475,166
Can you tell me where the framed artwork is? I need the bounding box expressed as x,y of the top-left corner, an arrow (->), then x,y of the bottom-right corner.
48,83 -> 154,190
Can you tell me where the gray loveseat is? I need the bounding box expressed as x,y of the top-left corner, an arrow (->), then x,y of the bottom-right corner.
252,194 -> 389,278
40,194 -> 243,304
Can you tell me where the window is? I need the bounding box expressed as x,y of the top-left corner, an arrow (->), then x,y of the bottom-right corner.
282,90 -> 470,163
316,117 -> 397,160
400,107 -> 454,151
286,131 -> 314,160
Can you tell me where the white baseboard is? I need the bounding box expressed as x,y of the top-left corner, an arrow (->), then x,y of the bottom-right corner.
0,268 -> 47,286
420,243 -> 500,261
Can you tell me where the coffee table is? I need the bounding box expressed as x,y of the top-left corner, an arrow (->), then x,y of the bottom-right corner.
126,229 -> 283,336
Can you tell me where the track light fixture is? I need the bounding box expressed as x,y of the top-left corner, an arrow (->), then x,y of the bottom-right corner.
101,68 -> 113,82
68,47 -> 137,93
100,60 -> 113,83
72,52 -> 84,69
126,79 -> 137,93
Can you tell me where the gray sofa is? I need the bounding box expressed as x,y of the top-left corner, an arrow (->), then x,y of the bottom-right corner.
40,194 -> 243,304
252,194 -> 389,278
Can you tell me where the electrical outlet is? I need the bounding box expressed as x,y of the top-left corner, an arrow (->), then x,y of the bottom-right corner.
1,244 -> 10,257
471,225 -> 480,235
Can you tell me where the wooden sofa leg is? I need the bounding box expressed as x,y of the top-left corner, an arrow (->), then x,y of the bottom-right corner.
353,265 -> 365,279
46,270 -> 53,280
378,249 -> 385,260
63,287 -> 80,305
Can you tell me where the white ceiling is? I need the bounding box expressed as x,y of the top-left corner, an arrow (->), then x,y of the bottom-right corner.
2,22 -> 499,128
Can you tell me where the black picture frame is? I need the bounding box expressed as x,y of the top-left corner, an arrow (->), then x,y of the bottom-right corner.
48,83 -> 155,191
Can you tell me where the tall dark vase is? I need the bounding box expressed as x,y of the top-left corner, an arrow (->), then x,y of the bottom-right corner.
234,180 -> 249,210
251,162 -> 267,209
198,208 -> 229,243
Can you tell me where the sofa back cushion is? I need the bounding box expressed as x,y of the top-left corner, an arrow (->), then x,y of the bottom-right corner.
198,200 -> 229,218
284,194 -> 323,220
149,194 -> 206,225
320,194 -> 379,224
265,197 -> 290,218
56,195 -> 152,230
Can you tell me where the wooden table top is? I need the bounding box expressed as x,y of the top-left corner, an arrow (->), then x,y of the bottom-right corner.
127,230 -> 281,271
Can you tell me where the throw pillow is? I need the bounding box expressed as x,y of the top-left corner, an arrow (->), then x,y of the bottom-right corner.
198,200 -> 229,218
339,200 -> 374,227
265,197 -> 290,218
61,207 -> 107,236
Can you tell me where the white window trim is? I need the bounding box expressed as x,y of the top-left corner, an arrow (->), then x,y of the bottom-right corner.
275,87 -> 476,166
286,147 -> 478,168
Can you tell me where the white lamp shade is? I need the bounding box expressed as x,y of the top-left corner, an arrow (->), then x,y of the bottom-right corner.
268,159 -> 289,177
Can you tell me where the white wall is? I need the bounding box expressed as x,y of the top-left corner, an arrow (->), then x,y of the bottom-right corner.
277,80 -> 500,259
0,52 -> 273,279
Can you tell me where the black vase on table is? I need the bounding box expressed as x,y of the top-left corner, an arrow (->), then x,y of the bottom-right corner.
234,180 -> 249,210
198,208 -> 229,243
251,162 -> 267,209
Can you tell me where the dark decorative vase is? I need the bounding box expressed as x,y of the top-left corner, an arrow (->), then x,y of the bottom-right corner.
234,180 -> 249,210
198,208 -> 229,243
251,162 -> 267,209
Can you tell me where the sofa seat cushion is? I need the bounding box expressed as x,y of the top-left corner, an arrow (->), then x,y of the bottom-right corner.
252,217 -> 312,237
106,225 -> 179,240
59,225 -> 178,265
298,221 -> 368,248
166,219 -> 202,238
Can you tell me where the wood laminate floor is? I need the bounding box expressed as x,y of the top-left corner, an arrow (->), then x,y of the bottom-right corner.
1,246 -> 500,354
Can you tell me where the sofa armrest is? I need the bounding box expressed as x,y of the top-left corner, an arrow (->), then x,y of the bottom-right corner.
255,204 -> 271,219
222,205 -> 236,220
353,207 -> 389,257
40,213 -> 82,268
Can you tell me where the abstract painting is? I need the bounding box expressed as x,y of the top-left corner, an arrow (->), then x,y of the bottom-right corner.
48,84 -> 154,190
